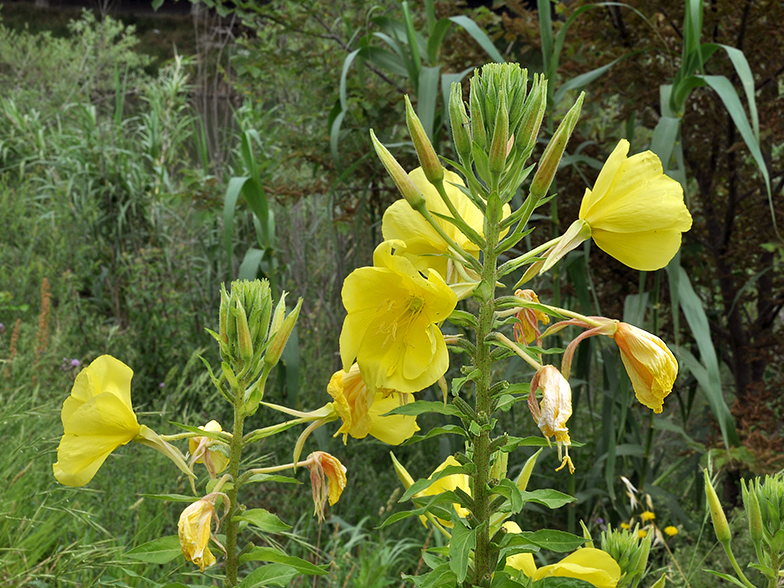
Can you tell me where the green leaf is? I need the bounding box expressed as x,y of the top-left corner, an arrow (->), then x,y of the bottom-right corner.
237,563 -> 299,588
385,400 -> 462,417
233,509 -> 291,533
704,570 -> 749,588
400,465 -> 473,502
403,424 -> 467,444
506,529 -> 586,553
242,473 -> 302,485
449,517 -> 477,582
427,19 -> 452,64
417,65 -> 441,140
124,536 -> 182,564
519,489 -> 576,509
449,15 -> 504,63
239,547 -> 328,575
492,478 -> 524,513
140,493 -> 199,503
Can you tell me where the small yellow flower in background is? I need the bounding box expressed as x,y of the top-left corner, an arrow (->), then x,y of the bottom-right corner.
638,530 -> 648,539
640,510 -> 656,522
382,167 -> 511,295
664,525 -> 679,537
179,498 -> 217,571
504,522 -> 621,588
528,365 -> 574,473
340,240 -> 457,394
53,355 -> 141,487
578,139 -> 693,271
327,363 -> 420,445
620,522 -> 630,530
305,451 -> 347,522
613,322 -> 678,414
188,420 -> 230,477
513,289 -> 550,345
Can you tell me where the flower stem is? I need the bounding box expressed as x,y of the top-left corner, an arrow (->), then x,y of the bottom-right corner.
224,381 -> 247,587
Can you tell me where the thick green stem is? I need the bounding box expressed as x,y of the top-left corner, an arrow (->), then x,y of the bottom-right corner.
469,201 -> 501,588
224,383 -> 247,587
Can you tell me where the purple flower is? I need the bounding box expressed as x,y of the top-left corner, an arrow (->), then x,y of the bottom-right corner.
70,359 -> 81,368
159,382 -> 166,388
0,323 -> 5,334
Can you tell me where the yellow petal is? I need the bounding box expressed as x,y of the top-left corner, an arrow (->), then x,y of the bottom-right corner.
535,548 -> 621,588
591,227 -> 684,271
61,355 -> 134,425
367,392 -> 420,445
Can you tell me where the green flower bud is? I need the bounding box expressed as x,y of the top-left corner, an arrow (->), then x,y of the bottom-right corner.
449,82 -> 472,165
405,95 -> 443,185
235,300 -> 254,362
264,298 -> 302,369
742,478 -> 764,549
705,470 -> 732,545
488,93 -> 509,175
370,129 -> 425,209
219,279 -> 273,371
600,525 -> 651,588
529,91 -> 584,200
469,75 -> 486,150
489,450 -> 508,482
517,74 -> 547,153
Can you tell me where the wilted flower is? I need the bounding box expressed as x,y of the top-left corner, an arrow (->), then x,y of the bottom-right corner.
305,451 -> 347,522
327,363 -> 419,445
340,240 -> 456,393
178,498 -> 218,571
529,365 -> 574,473
613,323 -> 678,414
513,289 -> 550,345
188,420 -> 230,477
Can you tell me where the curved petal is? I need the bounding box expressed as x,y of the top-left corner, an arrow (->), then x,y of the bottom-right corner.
62,355 -> 133,424
579,139 -> 629,217
591,228 -> 684,271
367,393 -> 420,445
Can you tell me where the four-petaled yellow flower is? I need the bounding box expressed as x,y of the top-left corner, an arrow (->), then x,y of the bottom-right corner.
613,322 -> 678,414
340,239 -> 457,394
579,139 -> 693,271
188,420 -> 230,477
327,363 -> 420,445
53,355 -> 141,487
305,451 -> 347,522
529,365 -> 574,473
382,167 -> 510,298
178,498 -> 217,571
504,522 -> 621,588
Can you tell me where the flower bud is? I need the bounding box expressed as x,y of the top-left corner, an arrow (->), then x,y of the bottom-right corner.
529,91 -> 584,200
488,94 -> 509,175
264,298 -> 302,369
469,75 -> 486,150
449,83 -> 472,164
370,129 -> 425,209
704,470 -> 732,545
219,279 -> 273,370
235,300 -> 254,362
742,479 -> 763,548
517,74 -> 547,153
405,95 -> 443,185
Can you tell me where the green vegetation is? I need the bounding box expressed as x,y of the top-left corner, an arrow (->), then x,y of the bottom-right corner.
0,1 -> 782,587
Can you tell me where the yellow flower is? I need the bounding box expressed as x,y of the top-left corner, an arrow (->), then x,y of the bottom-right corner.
638,530 -> 648,539
664,526 -> 679,537
327,363 -> 420,445
421,455 -> 471,521
382,167 -> 510,296
53,355 -> 142,487
504,522 -> 621,588
188,420 -> 230,477
640,510 -> 656,522
305,451 -> 347,522
578,139 -> 693,271
620,522 -> 630,530
340,240 -> 457,393
529,365 -> 574,473
613,322 -> 678,414
178,498 -> 217,571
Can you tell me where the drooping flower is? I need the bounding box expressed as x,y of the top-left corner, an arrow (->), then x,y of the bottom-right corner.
513,289 -> 550,345
188,420 -> 230,477
53,355 -> 142,487
528,365 -> 574,473
178,498 -> 217,571
327,363 -> 420,445
613,322 -> 678,414
382,167 -> 510,298
340,240 -> 457,394
504,522 -> 621,588
305,451 -> 347,522
578,139 -> 693,271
